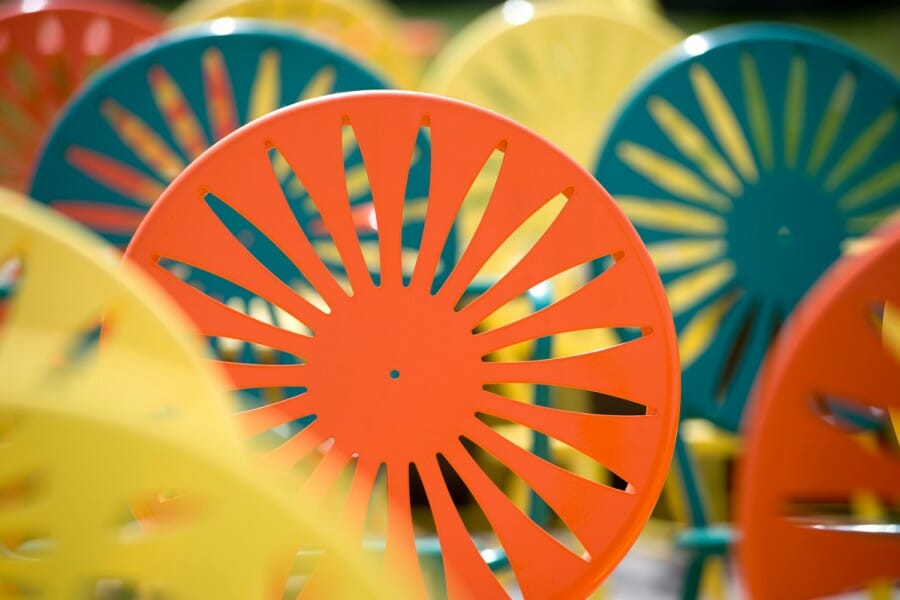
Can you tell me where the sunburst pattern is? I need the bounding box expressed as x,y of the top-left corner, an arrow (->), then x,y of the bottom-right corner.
423,1 -> 681,170
0,197 -> 393,599
29,22 -> 428,395
0,0 -> 162,192
738,223 -> 900,599
30,21 -> 393,247
170,0 -> 418,87
594,24 -> 900,432
123,91 -> 680,599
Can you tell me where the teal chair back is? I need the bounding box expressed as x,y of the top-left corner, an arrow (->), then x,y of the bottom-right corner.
594,23 -> 900,433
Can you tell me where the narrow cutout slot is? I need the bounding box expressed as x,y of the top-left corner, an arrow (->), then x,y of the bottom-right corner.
340,122 -> 379,285
434,453 -> 523,594
475,412 -> 631,491
156,256 -> 309,363
714,299 -> 759,405
52,318 -> 104,373
403,123 -> 432,284
460,436 -> 587,557
204,191 -> 332,314
468,192 -> 568,293
364,464 -> 389,538
0,254 -> 23,329
441,145 -> 506,295
472,252 -> 616,333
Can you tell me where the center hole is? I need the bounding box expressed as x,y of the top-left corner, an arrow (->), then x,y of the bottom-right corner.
389,369 -> 400,380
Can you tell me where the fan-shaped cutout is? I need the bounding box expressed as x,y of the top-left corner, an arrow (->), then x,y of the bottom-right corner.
475,412 -> 632,493
450,144 -> 506,290
339,122 -> 379,284
460,434 -> 588,558
53,317 -> 104,375
812,396 -> 896,442
432,452 -> 523,597
402,124 -> 432,282
0,255 -> 23,327
467,191 -> 569,296
714,298 -> 759,405
155,256 -> 311,363
204,191 -> 333,314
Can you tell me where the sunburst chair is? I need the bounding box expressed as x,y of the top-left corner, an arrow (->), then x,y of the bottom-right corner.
593,23 -> 900,598
737,221 -> 900,599
0,0 -> 163,192
0,196 -> 399,598
422,6 -> 684,500
422,0 -> 682,171
24,18 -> 556,575
169,0 -> 419,87
121,90 -> 681,598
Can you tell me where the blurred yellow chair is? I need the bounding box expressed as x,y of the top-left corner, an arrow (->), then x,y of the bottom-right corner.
0,195 -> 401,599
170,0 -> 420,87
423,0 -> 682,170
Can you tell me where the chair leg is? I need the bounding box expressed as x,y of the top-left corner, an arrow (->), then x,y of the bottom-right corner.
681,552 -> 706,600
675,432 -> 709,529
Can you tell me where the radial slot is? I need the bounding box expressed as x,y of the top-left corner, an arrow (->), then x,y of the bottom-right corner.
264,145 -> 352,303
740,52 -> 774,171
470,415 -> 630,541
785,501 -> 900,535
154,256 -> 312,364
806,70 -> 855,176
450,145 -> 505,291
616,141 -> 731,211
65,146 -> 165,207
812,395 -> 896,440
401,124 -> 432,282
618,197 -> 726,238
437,451 -> 524,595
647,96 -> 741,196
408,461 -> 450,598
783,53 -> 806,169
465,192 -> 568,307
202,46 -> 238,140
712,297 -> 759,406
646,239 -> 727,274
100,98 -> 184,181
690,63 -> 758,183
839,161 -> 900,213
825,106 -> 897,192
476,396 -> 647,490
337,121 -> 380,282
54,318 -> 104,375
472,257 -> 603,336
0,255 -> 23,326
207,191 -> 326,307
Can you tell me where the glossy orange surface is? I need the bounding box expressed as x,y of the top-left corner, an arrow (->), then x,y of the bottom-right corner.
124,91 -> 680,598
738,223 -> 900,598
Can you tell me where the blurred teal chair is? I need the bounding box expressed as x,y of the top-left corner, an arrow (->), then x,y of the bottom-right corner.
594,23 -> 900,598
27,19 -> 447,421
